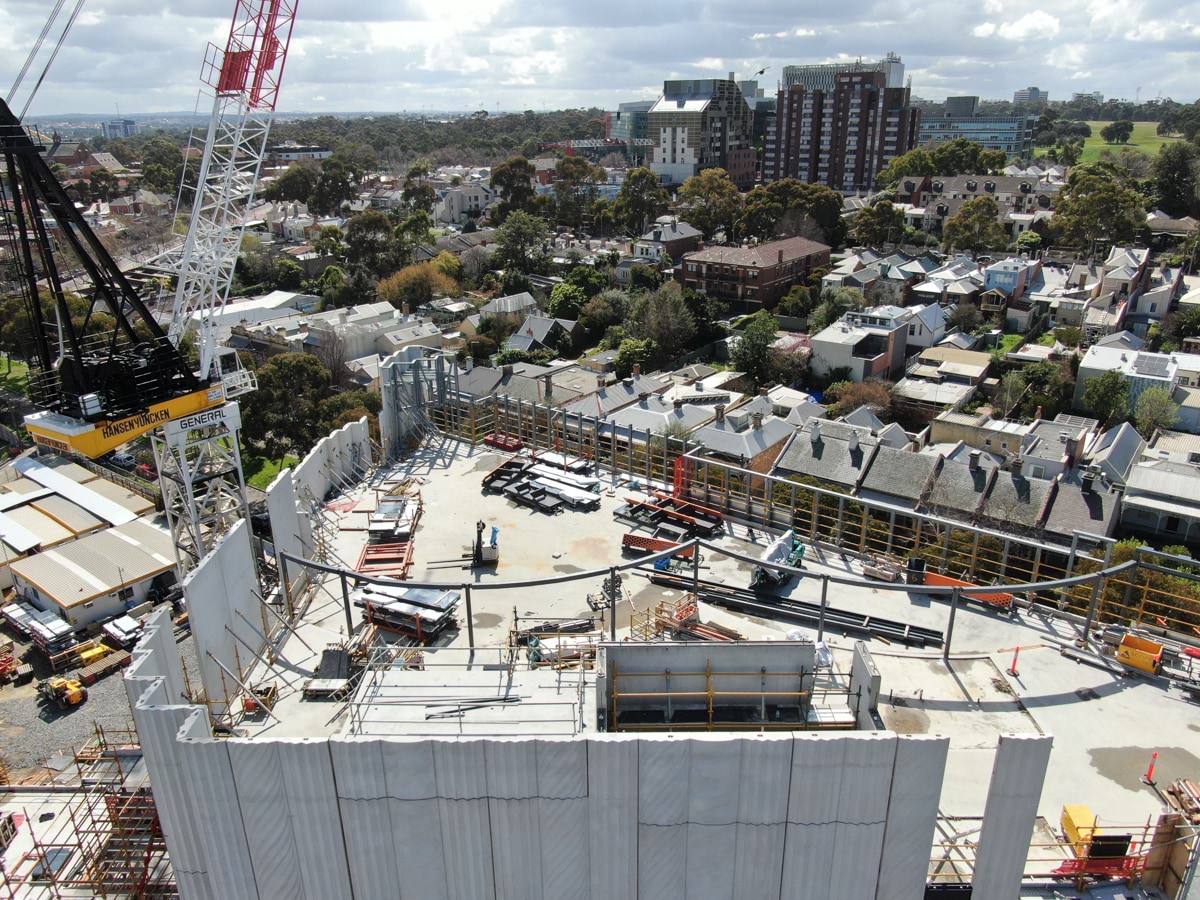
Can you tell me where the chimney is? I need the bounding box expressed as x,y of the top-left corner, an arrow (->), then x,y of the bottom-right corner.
638,391 -> 650,402
848,429 -> 860,451
777,249 -> 784,264
1034,405 -> 1043,420
465,357 -> 473,373
715,404 -> 726,422
502,364 -> 513,377
544,373 -> 554,399
759,386 -> 769,396
632,363 -> 641,376
673,398 -> 683,410
968,450 -> 981,471
809,420 -> 822,443
1081,471 -> 1094,493
1012,457 -> 1023,477
752,412 -> 763,430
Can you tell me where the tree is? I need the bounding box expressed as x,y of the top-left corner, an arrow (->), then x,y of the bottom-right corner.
738,179 -> 846,246
376,263 -> 459,311
942,196 -> 1007,253
431,250 -> 464,284
344,211 -> 397,280
1135,386 -> 1180,437
554,156 -> 604,230
462,218 -> 478,233
494,210 -> 550,274
402,160 -> 436,214
460,245 -> 493,286
946,302 -> 983,333
393,211 -> 435,269
613,167 -> 669,235
272,257 -> 305,291
678,168 -> 742,240
266,163 -> 320,204
850,201 -> 905,247
732,312 -> 779,389
580,290 -> 629,332
826,380 -> 893,420
565,265 -> 608,298
1054,164 -> 1146,249
312,225 -> 346,258
877,148 -> 938,188
628,282 -> 696,364
1152,142 -> 1200,218
1081,369 -> 1130,427
1100,120 -> 1135,144
776,285 -> 815,318
239,353 -> 333,462
139,138 -> 184,194
546,283 -> 586,319
628,264 -> 663,293
1015,230 -> 1043,253
613,338 -> 658,378
89,168 -> 118,202
489,157 -> 537,223
310,158 -> 357,214
993,371 -> 1027,419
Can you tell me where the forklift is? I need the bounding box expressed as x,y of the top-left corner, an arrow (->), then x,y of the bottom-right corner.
38,677 -> 88,710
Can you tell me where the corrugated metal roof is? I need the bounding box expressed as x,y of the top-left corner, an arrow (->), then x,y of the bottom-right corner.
2,505 -> 73,547
1127,460 -> 1200,503
31,494 -> 104,535
78,478 -> 156,516
9,518 -> 174,607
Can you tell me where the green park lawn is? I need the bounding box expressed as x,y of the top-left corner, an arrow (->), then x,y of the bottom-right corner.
0,358 -> 29,396
1080,121 -> 1181,164
242,454 -> 300,490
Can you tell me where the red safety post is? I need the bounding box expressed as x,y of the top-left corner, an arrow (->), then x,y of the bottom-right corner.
1009,646 -> 1020,677
1141,751 -> 1159,786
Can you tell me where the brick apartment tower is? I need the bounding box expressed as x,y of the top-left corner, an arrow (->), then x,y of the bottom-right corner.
763,53 -> 920,192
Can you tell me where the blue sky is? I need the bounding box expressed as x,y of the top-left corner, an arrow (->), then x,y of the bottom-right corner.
2,0 -> 1198,116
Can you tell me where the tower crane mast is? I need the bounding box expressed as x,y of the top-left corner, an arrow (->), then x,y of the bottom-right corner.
165,0 -> 297,389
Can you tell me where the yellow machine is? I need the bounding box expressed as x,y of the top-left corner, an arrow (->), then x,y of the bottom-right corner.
38,677 -> 88,710
1116,634 -> 1164,675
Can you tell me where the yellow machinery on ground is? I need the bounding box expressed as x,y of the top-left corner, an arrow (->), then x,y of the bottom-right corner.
1117,634 -> 1164,675
37,677 -> 88,710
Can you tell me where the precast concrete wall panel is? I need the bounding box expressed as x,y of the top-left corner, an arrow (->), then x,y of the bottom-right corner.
129,689 -> 214,899
781,734 -> 847,900
126,608 -> 186,708
486,739 -> 544,900
179,733 -> 258,900
732,735 -> 793,900
971,734 -> 1053,900
536,739 -> 590,900
380,738 -> 449,900
277,739 -> 354,900
227,740 -> 303,900
828,733 -> 896,900
265,470 -> 309,588
433,740 -> 497,900
186,522 -> 260,713
331,737 -> 401,900
684,737 -> 741,900
638,738 -> 690,900
587,736 -> 639,900
876,735 -> 950,900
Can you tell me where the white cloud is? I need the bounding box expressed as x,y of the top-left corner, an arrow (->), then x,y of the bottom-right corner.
995,11 -> 1061,40
983,0 -> 1003,12
794,28 -> 816,37
972,22 -> 997,37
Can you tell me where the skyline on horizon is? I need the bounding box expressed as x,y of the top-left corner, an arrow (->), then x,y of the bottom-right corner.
1,0 -> 1197,119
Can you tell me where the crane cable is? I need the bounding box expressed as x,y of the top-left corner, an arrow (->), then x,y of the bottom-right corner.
6,0 -> 68,106
19,0 -> 89,121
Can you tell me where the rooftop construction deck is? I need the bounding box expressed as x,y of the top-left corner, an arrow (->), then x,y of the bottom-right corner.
221,438 -> 1200,828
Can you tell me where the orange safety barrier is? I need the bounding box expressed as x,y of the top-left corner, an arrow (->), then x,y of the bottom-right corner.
923,571 -> 1014,609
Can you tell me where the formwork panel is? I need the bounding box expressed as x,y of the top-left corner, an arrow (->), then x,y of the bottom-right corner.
380,738 -> 450,900
876,735 -> 950,900
829,733 -> 896,900
228,741 -> 303,899
780,734 -> 848,900
277,739 -> 354,900
331,737 -> 401,900
587,737 -> 639,900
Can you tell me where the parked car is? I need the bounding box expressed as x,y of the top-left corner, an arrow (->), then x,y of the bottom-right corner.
109,451 -> 135,469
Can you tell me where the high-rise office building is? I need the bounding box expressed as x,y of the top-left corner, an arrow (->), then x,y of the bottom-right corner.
762,54 -> 920,192
105,118 -> 137,138
944,96 -> 979,117
607,100 -> 655,165
647,75 -> 756,189
917,114 -> 1038,159
1012,86 -> 1048,105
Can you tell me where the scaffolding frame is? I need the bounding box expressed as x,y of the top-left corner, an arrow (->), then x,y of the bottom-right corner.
0,724 -> 175,899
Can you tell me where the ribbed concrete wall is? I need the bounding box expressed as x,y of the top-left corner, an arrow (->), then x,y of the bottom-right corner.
126,638 -> 1050,900
971,734 -> 1054,900
264,468 -> 311,589
290,415 -> 370,508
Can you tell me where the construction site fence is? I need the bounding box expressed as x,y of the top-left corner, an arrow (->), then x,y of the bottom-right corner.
428,394 -> 1200,638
